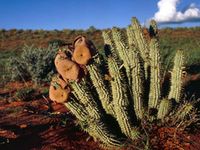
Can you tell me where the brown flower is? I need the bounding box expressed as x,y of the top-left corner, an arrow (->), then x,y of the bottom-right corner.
49,84 -> 71,103
72,36 -> 96,65
55,52 -> 80,81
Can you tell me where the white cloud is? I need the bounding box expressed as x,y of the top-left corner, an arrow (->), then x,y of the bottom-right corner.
153,0 -> 200,24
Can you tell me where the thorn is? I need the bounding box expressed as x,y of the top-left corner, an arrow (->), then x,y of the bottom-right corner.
119,64 -> 124,69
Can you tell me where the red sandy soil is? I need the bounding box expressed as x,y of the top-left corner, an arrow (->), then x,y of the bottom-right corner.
0,81 -> 200,150
0,82 -> 102,150
150,127 -> 200,150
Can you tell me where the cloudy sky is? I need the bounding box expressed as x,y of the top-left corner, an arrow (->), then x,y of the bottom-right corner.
0,0 -> 199,29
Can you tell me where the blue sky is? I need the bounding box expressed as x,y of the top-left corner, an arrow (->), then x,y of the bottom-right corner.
0,0 -> 199,30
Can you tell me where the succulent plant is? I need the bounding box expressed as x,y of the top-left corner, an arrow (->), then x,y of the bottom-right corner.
49,18 -> 198,149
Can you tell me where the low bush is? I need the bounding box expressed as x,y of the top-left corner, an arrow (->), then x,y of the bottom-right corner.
7,45 -> 58,84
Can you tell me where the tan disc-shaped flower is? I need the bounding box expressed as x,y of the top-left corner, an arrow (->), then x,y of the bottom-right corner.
55,53 -> 80,81
49,84 -> 71,103
72,36 -> 93,65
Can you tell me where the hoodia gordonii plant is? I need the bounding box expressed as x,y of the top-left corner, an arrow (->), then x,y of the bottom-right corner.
49,18 -> 199,149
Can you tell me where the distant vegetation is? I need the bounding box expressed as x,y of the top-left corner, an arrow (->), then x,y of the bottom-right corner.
0,27 -> 200,84
158,27 -> 200,68
1,27 -> 200,52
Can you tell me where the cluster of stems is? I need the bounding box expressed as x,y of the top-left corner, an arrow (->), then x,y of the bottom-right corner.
51,18 -> 190,148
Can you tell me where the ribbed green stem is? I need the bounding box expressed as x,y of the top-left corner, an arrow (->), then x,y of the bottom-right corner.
131,17 -> 149,79
127,26 -> 145,119
168,50 -> 184,102
64,96 -> 90,134
148,38 -> 161,109
126,26 -> 138,47
131,17 -> 149,62
102,30 -> 118,58
157,99 -> 172,120
129,47 -> 144,119
108,57 -> 139,140
173,102 -> 194,123
86,119 -> 125,148
87,63 -> 115,116
64,98 -> 88,121
64,99 -> 124,148
70,80 -> 102,119
111,27 -> 132,84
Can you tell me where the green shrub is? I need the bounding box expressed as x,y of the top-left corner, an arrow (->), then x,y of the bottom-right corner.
7,45 -> 58,84
0,50 -> 22,85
